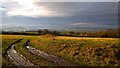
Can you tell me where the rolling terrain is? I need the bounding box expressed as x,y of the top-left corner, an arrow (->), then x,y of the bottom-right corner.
2,35 -> 120,67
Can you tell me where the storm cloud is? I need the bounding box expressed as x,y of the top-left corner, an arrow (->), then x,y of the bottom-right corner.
1,1 -> 118,31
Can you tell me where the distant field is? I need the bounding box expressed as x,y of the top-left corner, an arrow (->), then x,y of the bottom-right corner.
25,32 -> 39,35
56,36 -> 118,40
2,35 -> 120,66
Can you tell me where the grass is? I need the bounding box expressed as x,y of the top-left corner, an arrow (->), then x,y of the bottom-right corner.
2,35 -> 20,67
30,36 -> 119,66
2,35 -> 120,66
2,35 -> 56,66
25,31 -> 39,35
14,39 -> 57,66
2,35 -> 36,67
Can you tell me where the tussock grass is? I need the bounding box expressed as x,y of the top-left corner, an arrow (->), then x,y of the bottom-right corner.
31,36 -> 119,66
2,35 -> 119,66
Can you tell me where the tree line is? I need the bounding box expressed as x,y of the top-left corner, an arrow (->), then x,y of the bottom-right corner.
2,28 -> 120,38
38,28 -> 120,38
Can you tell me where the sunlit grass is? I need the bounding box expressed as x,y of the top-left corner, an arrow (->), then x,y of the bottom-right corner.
56,36 -> 118,40
31,36 -> 119,66
2,35 -> 120,66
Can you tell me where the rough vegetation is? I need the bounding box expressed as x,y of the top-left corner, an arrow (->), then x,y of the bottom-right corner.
2,35 -> 119,66
80,45 -> 120,66
30,36 -> 119,66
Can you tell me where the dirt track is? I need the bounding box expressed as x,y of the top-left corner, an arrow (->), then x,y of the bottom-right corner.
6,41 -> 35,66
6,40 -> 77,66
26,45 -> 77,66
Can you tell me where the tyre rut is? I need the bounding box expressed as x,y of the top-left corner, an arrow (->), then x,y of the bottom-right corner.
6,39 -> 35,66
26,40 -> 78,66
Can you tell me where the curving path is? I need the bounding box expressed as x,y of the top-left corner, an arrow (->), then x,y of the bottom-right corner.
6,41 -> 35,66
26,45 -> 77,66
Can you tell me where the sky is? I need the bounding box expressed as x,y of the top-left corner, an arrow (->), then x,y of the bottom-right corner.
1,0 -> 119,31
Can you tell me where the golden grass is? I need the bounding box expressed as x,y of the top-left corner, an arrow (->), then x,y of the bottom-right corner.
1,35 -> 118,40
2,35 -> 119,66
31,36 -> 119,66
56,36 -> 119,40
1,35 -> 38,39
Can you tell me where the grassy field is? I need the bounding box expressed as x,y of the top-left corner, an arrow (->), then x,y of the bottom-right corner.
14,39 -> 56,66
2,35 -> 120,66
25,31 -> 39,35
30,35 -> 120,66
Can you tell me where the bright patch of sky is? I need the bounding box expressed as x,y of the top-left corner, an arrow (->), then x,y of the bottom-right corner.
1,0 -> 119,31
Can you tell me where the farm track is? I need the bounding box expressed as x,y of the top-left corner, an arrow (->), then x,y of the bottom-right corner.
26,40 -> 78,66
6,40 -> 35,66
6,39 -> 78,66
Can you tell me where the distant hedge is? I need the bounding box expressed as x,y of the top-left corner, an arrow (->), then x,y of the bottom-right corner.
2,28 -> 120,38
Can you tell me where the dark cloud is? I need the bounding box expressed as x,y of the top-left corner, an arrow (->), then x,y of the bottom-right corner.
2,2 -> 118,30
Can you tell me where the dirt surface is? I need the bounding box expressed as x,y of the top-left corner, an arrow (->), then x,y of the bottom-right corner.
6,39 -> 77,66
7,44 -> 35,66
26,45 -> 77,66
